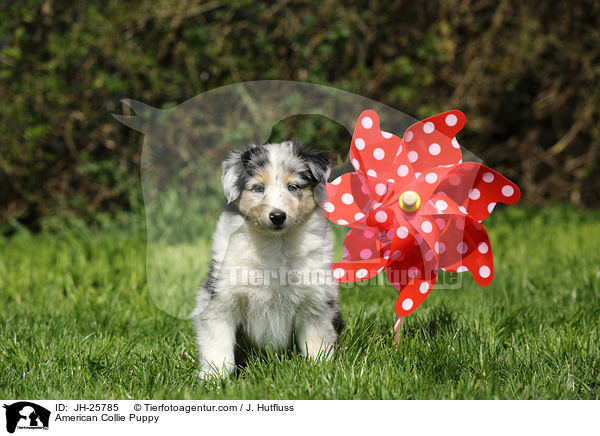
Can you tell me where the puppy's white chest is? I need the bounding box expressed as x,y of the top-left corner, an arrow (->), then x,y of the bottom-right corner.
222,232 -> 328,349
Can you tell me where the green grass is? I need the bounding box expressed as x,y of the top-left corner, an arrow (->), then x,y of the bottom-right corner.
1,206 -> 599,399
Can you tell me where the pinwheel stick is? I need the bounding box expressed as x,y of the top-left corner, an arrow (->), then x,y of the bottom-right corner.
394,315 -> 405,343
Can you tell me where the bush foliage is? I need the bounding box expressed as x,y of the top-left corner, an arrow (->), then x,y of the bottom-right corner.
1,0 -> 599,231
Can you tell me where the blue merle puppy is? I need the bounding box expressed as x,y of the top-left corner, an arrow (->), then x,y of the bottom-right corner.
193,140 -> 343,379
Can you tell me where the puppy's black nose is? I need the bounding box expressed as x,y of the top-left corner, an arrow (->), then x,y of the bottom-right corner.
269,211 -> 286,226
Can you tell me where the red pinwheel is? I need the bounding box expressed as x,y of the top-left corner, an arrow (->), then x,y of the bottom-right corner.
325,110 -> 520,317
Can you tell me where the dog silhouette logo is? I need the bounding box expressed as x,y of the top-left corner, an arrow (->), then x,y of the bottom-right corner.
3,402 -> 50,433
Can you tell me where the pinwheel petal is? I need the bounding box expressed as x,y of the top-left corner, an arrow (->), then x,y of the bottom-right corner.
393,272 -> 438,317
390,140 -> 418,186
351,110 -> 406,193
389,164 -> 457,206
385,240 -> 439,316
333,227 -> 390,282
418,192 -> 466,218
366,207 -> 395,232
407,214 -> 442,266
325,172 -> 374,226
435,214 -> 494,286
434,162 -> 520,222
399,110 -> 465,172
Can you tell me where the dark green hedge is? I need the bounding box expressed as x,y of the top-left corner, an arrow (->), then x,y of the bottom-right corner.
1,0 -> 599,231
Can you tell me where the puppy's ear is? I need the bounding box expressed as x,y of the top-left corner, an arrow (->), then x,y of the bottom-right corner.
296,140 -> 331,185
222,145 -> 255,203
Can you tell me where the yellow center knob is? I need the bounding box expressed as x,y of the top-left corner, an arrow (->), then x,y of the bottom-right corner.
399,190 -> 421,212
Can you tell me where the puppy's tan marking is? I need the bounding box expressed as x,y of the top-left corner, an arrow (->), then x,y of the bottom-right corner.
296,188 -> 317,222
282,171 -> 295,186
256,171 -> 270,185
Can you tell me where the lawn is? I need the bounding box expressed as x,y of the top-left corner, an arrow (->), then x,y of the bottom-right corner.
1,206 -> 599,399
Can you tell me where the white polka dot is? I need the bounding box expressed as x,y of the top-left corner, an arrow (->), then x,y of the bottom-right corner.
421,221 -> 433,233
449,175 -> 461,186
323,202 -> 335,212
381,131 -> 393,139
367,169 -> 377,177
456,266 -> 468,273
402,298 -> 414,311
456,218 -> 466,230
425,172 -> 438,184
360,249 -> 372,259
375,210 -> 388,223
373,148 -> 385,160
337,219 -> 348,225
479,265 -> 491,278
419,282 -> 430,294
487,202 -> 496,213
373,202 -> 382,209
469,188 -> 481,200
405,130 -> 414,142
395,145 -> 403,156
429,143 -> 441,155
408,151 -> 419,162
331,176 -> 342,185
423,122 -> 435,134
408,266 -> 419,278
333,268 -> 345,279
445,114 -> 457,126
355,138 -> 365,150
342,246 -> 349,257
351,158 -> 360,169
451,137 -> 460,149
383,250 -> 390,259
414,172 -> 421,178
397,165 -> 409,177
439,242 -> 446,254
434,241 -> 440,254
356,268 -> 368,279
435,199 -> 448,211
387,178 -> 395,183
354,213 -> 365,222
361,185 -> 369,194
391,250 -> 402,260
425,250 -> 434,261
396,226 -> 409,239
374,183 -> 387,196
458,206 -> 467,214
363,229 -> 375,238
502,185 -> 514,197
342,193 -> 354,204
361,116 -> 373,129
478,242 -> 489,253
457,242 -> 468,254
482,172 -> 494,183
435,218 -> 446,230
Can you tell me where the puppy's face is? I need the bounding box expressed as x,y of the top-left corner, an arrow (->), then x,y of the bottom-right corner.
222,141 -> 330,233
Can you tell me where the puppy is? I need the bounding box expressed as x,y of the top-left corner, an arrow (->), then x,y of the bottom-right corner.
193,140 -> 343,379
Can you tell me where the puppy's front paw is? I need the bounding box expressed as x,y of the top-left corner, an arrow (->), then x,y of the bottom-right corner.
199,362 -> 235,382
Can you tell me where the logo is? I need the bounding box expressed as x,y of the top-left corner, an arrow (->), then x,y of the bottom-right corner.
3,402 -> 50,433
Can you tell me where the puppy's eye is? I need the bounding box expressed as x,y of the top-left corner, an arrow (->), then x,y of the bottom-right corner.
287,184 -> 298,192
252,184 -> 265,193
